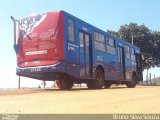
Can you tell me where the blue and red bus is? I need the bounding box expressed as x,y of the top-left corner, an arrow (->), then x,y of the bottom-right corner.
11,11 -> 143,89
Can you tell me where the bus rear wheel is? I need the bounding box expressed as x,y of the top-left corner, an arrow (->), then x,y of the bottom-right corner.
126,73 -> 138,88
56,79 -> 73,90
87,69 -> 104,89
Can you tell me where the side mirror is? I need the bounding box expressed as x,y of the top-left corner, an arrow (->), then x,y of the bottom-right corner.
11,16 -> 19,54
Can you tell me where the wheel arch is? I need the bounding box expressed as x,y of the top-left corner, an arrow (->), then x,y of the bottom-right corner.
96,65 -> 104,73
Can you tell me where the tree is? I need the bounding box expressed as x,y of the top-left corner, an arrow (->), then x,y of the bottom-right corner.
108,22 -> 160,69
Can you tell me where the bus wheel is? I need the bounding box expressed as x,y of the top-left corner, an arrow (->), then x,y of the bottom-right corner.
126,73 -> 138,88
56,79 -> 73,90
87,69 -> 104,89
104,81 -> 112,88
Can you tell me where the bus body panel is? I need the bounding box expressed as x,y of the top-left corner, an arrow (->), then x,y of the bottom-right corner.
17,11 -> 65,68
63,12 -> 80,78
74,18 -> 94,79
15,10 -> 143,82
64,12 -> 94,79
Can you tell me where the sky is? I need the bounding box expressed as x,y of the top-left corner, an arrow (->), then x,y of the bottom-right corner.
0,0 -> 160,88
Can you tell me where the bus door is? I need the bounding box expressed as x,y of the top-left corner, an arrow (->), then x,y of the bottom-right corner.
79,31 -> 92,78
117,46 -> 126,80
135,54 -> 143,81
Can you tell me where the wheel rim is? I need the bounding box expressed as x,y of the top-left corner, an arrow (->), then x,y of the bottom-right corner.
96,71 -> 103,86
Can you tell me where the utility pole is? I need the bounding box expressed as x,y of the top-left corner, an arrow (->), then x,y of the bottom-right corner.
132,35 -> 134,45
18,76 -> 21,89
154,74 -> 156,85
146,69 -> 148,85
149,73 -> 151,85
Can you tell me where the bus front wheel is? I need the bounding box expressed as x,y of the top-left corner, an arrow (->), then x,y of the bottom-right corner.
126,73 -> 138,88
56,79 -> 73,90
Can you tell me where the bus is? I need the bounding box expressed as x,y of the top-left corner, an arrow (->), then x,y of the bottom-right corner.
11,10 -> 143,89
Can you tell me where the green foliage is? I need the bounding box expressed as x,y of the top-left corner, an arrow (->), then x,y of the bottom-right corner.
108,23 -> 160,69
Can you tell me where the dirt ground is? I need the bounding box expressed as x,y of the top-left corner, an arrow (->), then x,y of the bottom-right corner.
0,86 -> 160,114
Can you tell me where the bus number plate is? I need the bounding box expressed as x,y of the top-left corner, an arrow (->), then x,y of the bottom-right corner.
31,67 -> 42,72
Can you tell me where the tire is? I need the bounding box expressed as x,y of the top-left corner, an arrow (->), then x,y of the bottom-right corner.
104,81 -> 112,88
87,69 -> 104,89
56,79 -> 73,90
126,73 -> 138,88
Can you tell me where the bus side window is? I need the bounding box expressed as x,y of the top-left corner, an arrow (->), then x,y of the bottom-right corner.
68,19 -> 75,42
125,46 -> 131,59
126,46 -> 136,61
106,38 -> 116,55
131,48 -> 135,61
94,32 -> 106,52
